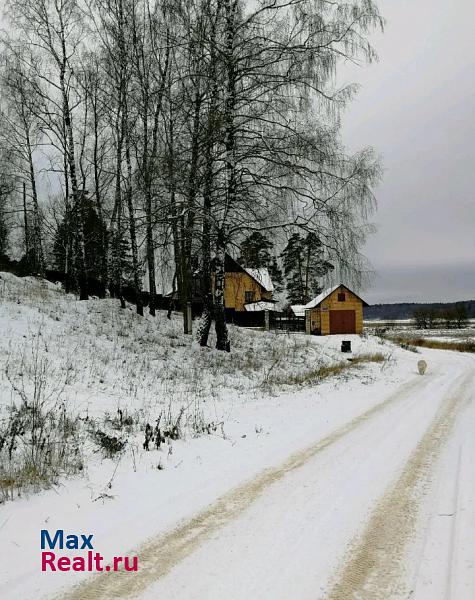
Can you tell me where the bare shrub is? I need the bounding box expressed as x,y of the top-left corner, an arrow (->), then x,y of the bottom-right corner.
141,399 -> 220,451
105,409 -> 135,432
92,430 -> 127,458
142,408 -> 182,452
398,341 -> 420,353
0,338 -> 83,502
88,409 -> 134,457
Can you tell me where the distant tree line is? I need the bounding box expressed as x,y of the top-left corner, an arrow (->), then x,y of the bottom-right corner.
364,300 -> 475,329
0,0 -> 383,351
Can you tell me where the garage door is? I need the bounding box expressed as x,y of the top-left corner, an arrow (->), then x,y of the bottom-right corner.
329,310 -> 356,334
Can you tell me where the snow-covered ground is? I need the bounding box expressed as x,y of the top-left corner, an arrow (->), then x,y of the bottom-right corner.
0,273 -> 474,600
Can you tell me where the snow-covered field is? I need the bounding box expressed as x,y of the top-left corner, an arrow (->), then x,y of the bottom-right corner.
365,319 -> 475,343
0,272 -> 474,600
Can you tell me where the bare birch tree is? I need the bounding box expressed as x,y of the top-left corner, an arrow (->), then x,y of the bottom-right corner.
6,0 -> 90,297
0,56 -> 45,274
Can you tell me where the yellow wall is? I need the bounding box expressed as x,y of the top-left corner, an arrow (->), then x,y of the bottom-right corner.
307,308 -> 321,334
307,286 -> 364,335
224,272 -> 272,311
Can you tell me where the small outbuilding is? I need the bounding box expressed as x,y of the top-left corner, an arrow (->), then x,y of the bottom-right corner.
292,284 -> 369,336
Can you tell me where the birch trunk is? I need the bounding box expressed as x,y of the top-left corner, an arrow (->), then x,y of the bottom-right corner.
22,181 -> 29,255
58,27 -> 88,300
214,229 -> 230,352
124,105 -> 144,315
212,0 -> 239,351
26,137 -> 44,276
182,87 -> 202,333
91,91 -> 108,289
196,3 -> 222,347
110,103 -> 124,305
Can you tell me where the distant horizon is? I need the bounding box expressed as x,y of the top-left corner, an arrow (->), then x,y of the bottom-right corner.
367,298 -> 475,307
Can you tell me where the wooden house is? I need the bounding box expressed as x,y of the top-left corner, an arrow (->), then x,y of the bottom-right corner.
223,254 -> 276,313
292,284 -> 368,335
166,254 -> 275,319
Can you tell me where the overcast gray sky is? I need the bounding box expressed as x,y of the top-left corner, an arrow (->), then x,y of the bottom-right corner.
340,0 -> 475,303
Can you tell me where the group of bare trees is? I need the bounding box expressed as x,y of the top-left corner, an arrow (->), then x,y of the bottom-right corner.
0,0 -> 383,350
413,305 -> 469,330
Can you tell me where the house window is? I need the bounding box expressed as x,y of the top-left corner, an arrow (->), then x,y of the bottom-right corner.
338,292 -> 346,302
245,291 -> 254,304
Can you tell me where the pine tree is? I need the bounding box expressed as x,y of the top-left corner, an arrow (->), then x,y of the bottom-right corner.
304,232 -> 335,300
281,232 -> 334,304
268,257 -> 284,294
239,232 -> 273,268
281,233 -> 305,304
108,230 -> 134,299
53,194 -> 109,293
239,231 -> 284,292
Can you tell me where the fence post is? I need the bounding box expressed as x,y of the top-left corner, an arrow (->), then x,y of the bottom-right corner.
264,310 -> 270,332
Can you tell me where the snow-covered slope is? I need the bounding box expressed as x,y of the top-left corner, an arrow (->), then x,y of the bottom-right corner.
0,271 -> 390,421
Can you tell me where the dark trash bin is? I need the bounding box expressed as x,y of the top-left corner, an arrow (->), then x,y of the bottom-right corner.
341,340 -> 352,353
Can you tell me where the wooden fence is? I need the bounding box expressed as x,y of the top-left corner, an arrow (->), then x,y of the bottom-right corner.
269,312 -> 306,333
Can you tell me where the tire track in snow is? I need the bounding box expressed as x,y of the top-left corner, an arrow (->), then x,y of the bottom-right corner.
55,374 -> 432,600
443,446 -> 463,600
322,370 -> 473,600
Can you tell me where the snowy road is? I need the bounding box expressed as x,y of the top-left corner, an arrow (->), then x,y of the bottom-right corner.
56,352 -> 475,600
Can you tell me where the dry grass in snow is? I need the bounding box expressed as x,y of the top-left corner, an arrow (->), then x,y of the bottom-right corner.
386,336 -> 475,354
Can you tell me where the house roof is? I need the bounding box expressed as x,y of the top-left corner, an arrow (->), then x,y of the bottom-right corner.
244,301 -> 276,312
290,305 -> 308,318
164,255 -> 276,297
304,284 -> 342,310
243,267 -> 275,293
291,284 -> 369,316
225,254 -> 274,293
